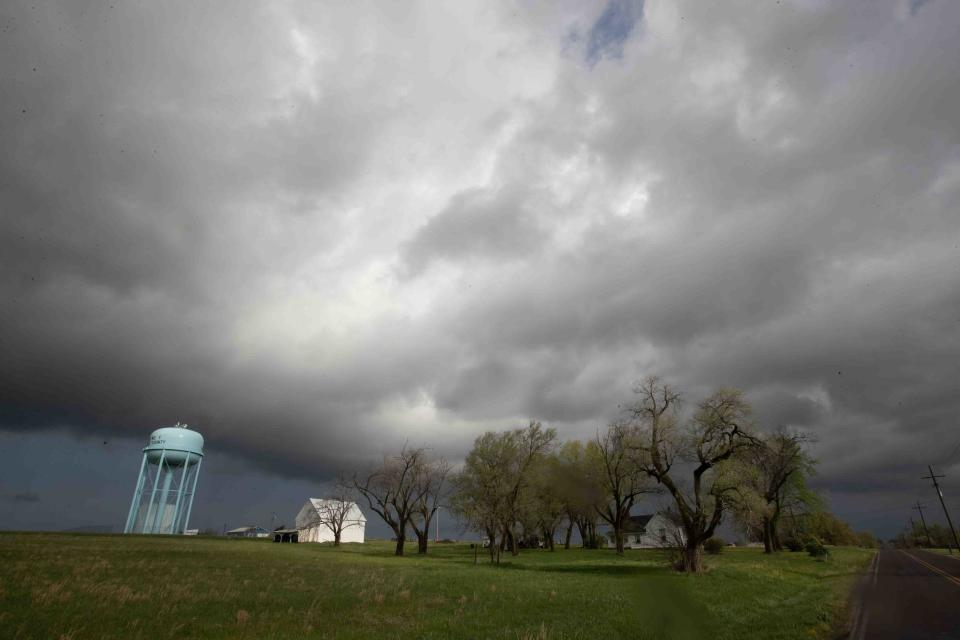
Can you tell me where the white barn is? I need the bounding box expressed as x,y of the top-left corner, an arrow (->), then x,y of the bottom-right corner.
295,499 -> 366,544
606,513 -> 686,549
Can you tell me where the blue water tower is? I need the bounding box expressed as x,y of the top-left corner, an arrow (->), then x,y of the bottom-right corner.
124,423 -> 204,534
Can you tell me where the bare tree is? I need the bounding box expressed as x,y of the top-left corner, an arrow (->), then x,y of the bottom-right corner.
594,422 -> 657,555
300,476 -> 362,546
628,376 -> 758,573
409,456 -> 452,554
353,446 -> 431,556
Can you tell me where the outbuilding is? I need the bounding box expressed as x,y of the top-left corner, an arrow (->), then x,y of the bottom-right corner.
295,499 -> 366,544
273,528 -> 299,543
226,525 -> 270,538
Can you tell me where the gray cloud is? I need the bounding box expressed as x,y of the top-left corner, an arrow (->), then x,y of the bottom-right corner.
2,0 -> 960,537
2,491 -> 41,503
402,185 -> 547,274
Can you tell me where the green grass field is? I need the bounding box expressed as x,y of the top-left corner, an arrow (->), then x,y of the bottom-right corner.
0,533 -> 873,640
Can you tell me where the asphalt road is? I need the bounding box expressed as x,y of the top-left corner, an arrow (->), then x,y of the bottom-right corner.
850,548 -> 960,639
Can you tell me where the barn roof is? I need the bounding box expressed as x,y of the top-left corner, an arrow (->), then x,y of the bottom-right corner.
303,498 -> 366,522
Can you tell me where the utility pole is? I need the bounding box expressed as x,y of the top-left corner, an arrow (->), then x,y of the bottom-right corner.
923,465 -> 960,554
913,502 -> 933,548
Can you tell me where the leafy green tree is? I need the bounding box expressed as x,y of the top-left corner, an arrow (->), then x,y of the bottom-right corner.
804,511 -> 858,546
554,439 -> 605,548
856,531 -> 880,548
732,430 -> 817,553
450,421 -> 556,563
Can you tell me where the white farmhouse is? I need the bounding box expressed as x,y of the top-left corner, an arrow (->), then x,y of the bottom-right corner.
295,498 -> 366,544
607,513 -> 686,549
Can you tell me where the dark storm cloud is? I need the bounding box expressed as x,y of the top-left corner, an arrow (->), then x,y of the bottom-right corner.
2,0 -> 960,537
2,491 -> 41,503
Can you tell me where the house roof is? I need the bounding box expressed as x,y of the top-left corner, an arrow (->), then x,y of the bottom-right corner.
227,526 -> 267,534
621,514 -> 656,533
296,499 -> 367,526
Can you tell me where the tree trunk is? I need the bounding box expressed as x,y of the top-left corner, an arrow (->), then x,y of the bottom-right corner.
394,533 -> 405,556
564,521 -> 573,549
509,528 -> 519,556
762,518 -> 773,554
614,526 -> 625,555
770,507 -> 783,551
334,530 -> 341,547
682,539 -> 703,573
415,530 -> 428,554
576,520 -> 588,548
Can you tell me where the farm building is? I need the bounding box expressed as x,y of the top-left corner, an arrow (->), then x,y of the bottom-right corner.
273,528 -> 299,543
606,514 -> 686,549
295,498 -> 366,544
226,525 -> 270,538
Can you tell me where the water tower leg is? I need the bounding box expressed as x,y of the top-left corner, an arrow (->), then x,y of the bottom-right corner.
143,449 -> 167,534
124,453 -> 148,534
151,462 -> 174,534
181,456 -> 203,533
169,453 -> 192,534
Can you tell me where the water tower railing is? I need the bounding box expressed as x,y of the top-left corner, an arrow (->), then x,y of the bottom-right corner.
142,449 -> 167,534
180,456 -> 203,533
123,454 -> 148,534
168,452 -> 193,534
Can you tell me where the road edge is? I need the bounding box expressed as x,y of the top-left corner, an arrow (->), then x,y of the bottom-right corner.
841,550 -> 879,640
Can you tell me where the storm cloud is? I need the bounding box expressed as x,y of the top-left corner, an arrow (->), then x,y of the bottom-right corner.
2,0 -> 960,536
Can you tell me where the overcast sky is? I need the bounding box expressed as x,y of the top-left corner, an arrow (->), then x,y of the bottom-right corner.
2,0 -> 959,539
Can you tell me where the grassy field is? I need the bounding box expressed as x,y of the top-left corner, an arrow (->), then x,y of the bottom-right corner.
0,533 -> 873,640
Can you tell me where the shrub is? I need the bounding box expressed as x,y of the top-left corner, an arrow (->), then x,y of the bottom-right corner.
805,538 -> 829,560
704,537 -> 725,555
583,533 -> 604,550
783,537 -> 804,552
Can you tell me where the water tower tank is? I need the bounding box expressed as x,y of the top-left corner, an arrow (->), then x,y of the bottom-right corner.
123,423 -> 205,535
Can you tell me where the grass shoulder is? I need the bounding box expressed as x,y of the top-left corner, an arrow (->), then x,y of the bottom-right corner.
0,533 -> 872,640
